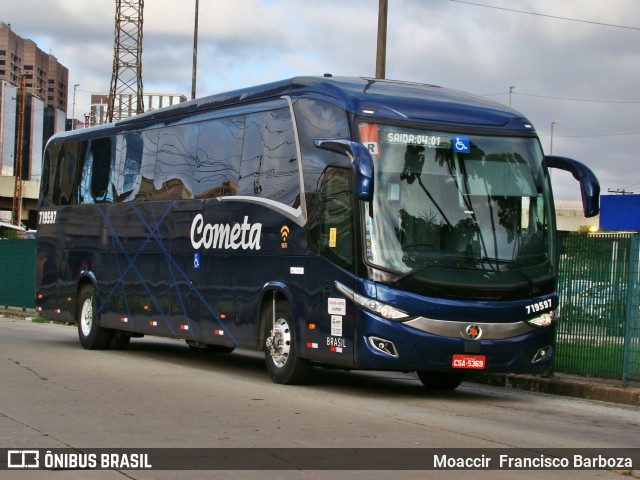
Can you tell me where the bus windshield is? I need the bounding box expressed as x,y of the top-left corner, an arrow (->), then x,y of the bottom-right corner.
361,123 -> 555,294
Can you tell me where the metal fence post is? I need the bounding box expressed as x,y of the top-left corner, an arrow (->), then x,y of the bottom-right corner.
623,234 -> 639,386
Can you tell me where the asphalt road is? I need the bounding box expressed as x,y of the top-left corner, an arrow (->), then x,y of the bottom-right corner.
0,316 -> 638,480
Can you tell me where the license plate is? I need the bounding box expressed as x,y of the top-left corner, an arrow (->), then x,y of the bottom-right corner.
452,354 -> 486,369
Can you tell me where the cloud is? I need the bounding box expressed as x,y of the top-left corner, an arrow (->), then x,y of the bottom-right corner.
5,0 -> 640,201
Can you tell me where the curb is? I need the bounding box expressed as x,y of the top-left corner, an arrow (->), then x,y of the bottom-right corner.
0,310 -> 37,320
471,373 -> 640,407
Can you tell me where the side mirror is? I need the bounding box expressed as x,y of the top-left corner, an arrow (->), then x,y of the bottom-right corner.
314,139 -> 374,201
545,155 -> 600,217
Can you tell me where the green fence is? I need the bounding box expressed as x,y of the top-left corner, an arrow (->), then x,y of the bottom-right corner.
0,239 -> 36,310
556,233 -> 640,383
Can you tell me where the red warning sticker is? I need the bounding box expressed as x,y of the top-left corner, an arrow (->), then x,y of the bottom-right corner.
359,124 -> 380,156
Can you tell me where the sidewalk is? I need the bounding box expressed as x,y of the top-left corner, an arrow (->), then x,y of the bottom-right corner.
470,372 -> 640,407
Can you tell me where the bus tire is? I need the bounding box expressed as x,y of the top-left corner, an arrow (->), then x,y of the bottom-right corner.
417,371 -> 465,391
263,300 -> 311,385
77,284 -> 112,350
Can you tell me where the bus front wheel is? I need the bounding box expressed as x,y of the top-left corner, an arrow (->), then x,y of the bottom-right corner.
263,300 -> 311,385
77,284 -> 113,350
417,371 -> 465,391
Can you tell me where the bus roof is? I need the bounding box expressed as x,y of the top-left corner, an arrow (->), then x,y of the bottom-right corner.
52,76 -> 535,144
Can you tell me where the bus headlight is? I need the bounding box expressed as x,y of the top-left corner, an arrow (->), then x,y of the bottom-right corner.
527,308 -> 558,328
334,281 -> 410,321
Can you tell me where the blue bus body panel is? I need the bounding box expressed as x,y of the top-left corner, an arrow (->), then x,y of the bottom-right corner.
350,280 -> 555,373
353,310 -> 554,373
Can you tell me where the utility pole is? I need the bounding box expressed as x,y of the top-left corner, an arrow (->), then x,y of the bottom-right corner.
550,120 -> 560,154
191,0 -> 199,100
12,75 -> 26,227
107,0 -> 144,122
376,0 -> 388,79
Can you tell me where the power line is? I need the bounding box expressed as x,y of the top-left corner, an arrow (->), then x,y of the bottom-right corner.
449,0 -> 640,31
540,131 -> 640,139
482,90 -> 640,105
619,181 -> 640,190
515,91 -> 640,105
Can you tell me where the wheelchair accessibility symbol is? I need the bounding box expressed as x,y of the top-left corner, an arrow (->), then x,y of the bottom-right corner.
194,253 -> 201,269
453,136 -> 470,153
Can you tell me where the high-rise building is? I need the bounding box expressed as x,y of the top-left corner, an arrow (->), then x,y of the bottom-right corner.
0,22 -> 68,226
0,22 -> 68,115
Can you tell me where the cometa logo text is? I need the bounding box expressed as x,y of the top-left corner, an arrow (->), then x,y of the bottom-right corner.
190,214 -> 262,250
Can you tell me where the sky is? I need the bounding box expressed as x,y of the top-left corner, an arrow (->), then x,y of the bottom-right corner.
3,0 -> 639,202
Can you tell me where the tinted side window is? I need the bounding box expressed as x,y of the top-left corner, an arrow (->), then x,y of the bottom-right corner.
91,137 -> 113,203
40,146 -> 56,206
239,108 -> 299,207
133,129 -> 158,201
293,99 -> 350,194
154,124 -> 198,200
59,142 -> 81,205
79,141 -> 94,204
113,133 -> 144,202
195,116 -> 243,198
319,167 -> 354,269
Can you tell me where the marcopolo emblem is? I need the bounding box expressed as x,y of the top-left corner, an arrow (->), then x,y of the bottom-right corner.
465,324 -> 482,340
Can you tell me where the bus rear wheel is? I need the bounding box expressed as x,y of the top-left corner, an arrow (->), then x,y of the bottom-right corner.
417,371 -> 465,391
264,300 -> 311,385
77,284 -> 113,350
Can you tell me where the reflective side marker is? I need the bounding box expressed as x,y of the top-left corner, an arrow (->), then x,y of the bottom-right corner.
306,342 -> 318,349
330,346 -> 343,353
54,309 -> 61,314
120,317 -> 128,323
214,329 -> 224,336
180,325 -> 189,331
149,320 -> 157,327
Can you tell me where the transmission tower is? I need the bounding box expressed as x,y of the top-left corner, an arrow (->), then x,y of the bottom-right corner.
107,0 -> 144,122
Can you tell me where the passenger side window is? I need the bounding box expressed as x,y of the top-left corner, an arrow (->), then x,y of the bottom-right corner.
40,146 -> 55,205
134,128 -> 159,201
195,116 -> 243,198
91,137 -> 113,203
79,142 -> 94,204
239,108 -> 299,207
113,133 -> 144,202
292,98 -> 350,194
60,142 -> 79,205
154,124 -> 198,200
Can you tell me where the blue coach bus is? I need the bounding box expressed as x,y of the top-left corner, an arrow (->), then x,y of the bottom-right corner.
35,76 -> 599,389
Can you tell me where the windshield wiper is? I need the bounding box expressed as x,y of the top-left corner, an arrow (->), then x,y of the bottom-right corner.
391,255 -> 514,285
480,256 -> 515,270
391,255 -> 478,285
391,263 -> 434,285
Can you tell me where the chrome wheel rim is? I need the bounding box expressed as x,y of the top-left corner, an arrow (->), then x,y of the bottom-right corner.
80,298 -> 93,337
269,317 -> 291,369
